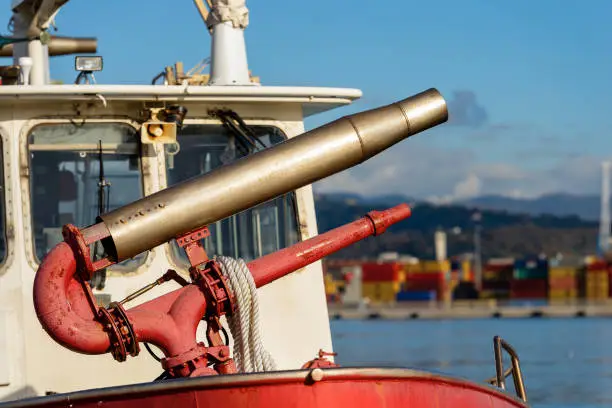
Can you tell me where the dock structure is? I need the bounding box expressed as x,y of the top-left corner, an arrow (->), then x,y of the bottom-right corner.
328,300 -> 612,320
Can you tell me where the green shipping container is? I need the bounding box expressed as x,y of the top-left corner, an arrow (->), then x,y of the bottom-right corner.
513,268 -> 548,280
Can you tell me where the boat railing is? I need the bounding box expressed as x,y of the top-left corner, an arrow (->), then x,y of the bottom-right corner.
485,335 -> 528,403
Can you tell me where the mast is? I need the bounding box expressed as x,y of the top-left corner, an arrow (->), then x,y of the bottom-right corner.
10,0 -> 69,85
197,0 -> 255,86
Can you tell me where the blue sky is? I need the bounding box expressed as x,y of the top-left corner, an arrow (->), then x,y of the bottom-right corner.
2,0 -> 611,201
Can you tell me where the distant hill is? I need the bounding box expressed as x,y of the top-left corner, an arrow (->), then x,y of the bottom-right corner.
316,191 -> 603,222
459,193 -> 601,222
314,193 -> 599,261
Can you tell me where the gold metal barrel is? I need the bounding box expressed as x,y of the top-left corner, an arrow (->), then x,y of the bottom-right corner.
0,36 -> 97,57
98,88 -> 448,261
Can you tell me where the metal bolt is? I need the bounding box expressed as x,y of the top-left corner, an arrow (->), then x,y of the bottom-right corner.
120,219 -> 126,224
139,210 -> 145,216
310,368 -> 324,382
158,203 -> 165,208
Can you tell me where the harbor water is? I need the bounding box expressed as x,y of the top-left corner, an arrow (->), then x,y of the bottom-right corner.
330,318 -> 612,408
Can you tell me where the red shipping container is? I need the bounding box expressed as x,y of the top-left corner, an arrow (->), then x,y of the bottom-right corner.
404,272 -> 445,292
587,260 -> 608,271
482,280 -> 510,291
484,264 -> 513,273
510,278 -> 547,293
361,262 -> 401,282
548,276 -> 576,291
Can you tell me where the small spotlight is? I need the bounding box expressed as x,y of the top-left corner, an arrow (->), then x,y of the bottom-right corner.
75,56 -> 103,72
74,56 -> 103,85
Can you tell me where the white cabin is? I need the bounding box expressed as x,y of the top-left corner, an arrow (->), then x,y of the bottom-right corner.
0,0 -> 362,401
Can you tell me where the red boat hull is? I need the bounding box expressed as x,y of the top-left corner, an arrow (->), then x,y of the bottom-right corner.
1,368 -> 528,408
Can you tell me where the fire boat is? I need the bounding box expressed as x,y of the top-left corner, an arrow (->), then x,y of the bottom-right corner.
0,0 -> 529,407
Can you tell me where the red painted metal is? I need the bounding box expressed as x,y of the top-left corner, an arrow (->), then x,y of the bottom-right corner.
33,204 -> 412,378
301,350 -> 339,369
248,204 -> 411,288
361,263 -> 401,282
1,368 -> 527,408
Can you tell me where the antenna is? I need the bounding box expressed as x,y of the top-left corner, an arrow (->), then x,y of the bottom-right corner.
599,161 -> 611,256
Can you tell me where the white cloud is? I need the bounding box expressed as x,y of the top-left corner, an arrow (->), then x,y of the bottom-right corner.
312,139 -> 605,200
453,173 -> 482,199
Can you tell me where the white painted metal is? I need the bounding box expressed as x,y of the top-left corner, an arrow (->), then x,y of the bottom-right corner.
0,95 -> 356,400
10,0 -> 69,85
209,22 -> 253,86
207,0 -> 252,86
0,0 -> 362,401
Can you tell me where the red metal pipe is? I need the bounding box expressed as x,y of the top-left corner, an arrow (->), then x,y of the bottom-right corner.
33,204 -> 411,364
247,204 -> 411,287
33,242 -> 111,354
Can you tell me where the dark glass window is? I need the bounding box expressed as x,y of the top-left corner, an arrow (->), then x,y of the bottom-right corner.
28,123 -> 146,271
165,124 -> 300,264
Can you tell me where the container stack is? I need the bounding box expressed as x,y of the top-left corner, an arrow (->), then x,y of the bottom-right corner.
584,259 -> 609,299
480,258 -> 514,299
548,266 -> 577,300
398,260 -> 448,301
324,272 -> 340,303
361,262 -> 402,303
510,257 -> 548,299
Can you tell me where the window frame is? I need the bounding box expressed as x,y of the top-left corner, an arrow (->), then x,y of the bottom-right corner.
0,128 -> 11,274
160,120 -> 303,268
20,118 -> 150,270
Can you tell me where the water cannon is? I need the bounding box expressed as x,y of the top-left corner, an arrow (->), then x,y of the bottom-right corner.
32,88 -> 448,378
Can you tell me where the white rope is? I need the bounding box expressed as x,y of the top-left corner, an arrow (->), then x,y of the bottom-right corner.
215,256 -> 277,372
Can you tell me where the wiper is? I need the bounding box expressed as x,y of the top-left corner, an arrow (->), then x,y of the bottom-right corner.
97,139 -> 111,216
210,109 -> 267,156
91,140 -> 111,290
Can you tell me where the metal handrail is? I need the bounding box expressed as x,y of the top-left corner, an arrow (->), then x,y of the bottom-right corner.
485,335 -> 527,402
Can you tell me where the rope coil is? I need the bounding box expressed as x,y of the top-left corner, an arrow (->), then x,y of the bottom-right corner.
215,256 -> 276,372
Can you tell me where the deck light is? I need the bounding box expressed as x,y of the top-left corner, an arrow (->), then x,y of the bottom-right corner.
75,56 -> 103,72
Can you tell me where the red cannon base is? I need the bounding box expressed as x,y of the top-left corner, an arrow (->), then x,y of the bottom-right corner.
2,368 -> 528,408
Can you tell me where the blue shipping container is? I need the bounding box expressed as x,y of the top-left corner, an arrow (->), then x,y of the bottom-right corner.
396,290 -> 436,302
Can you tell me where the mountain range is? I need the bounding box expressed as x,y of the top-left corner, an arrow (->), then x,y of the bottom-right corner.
315,192 -> 602,222
313,192 -> 601,261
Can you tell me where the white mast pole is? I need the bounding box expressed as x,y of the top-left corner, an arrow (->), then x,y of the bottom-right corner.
206,0 -> 255,86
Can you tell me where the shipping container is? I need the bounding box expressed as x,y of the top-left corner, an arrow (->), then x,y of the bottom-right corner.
586,259 -> 609,271
510,278 -> 547,299
549,266 -> 576,279
513,269 -> 548,280
324,273 -> 338,296
421,260 -> 450,273
362,281 -> 400,303
585,270 -> 609,299
483,261 -> 514,281
479,289 -> 510,300
362,262 -> 402,283
548,276 -> 576,291
482,280 -> 510,291
401,262 -> 423,274
549,288 -> 578,299
396,290 -> 437,302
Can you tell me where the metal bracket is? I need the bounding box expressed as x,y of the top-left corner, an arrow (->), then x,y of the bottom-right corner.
485,335 -> 527,402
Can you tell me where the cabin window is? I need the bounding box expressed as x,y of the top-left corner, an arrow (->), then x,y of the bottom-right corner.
28,123 -> 146,273
165,124 -> 300,265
